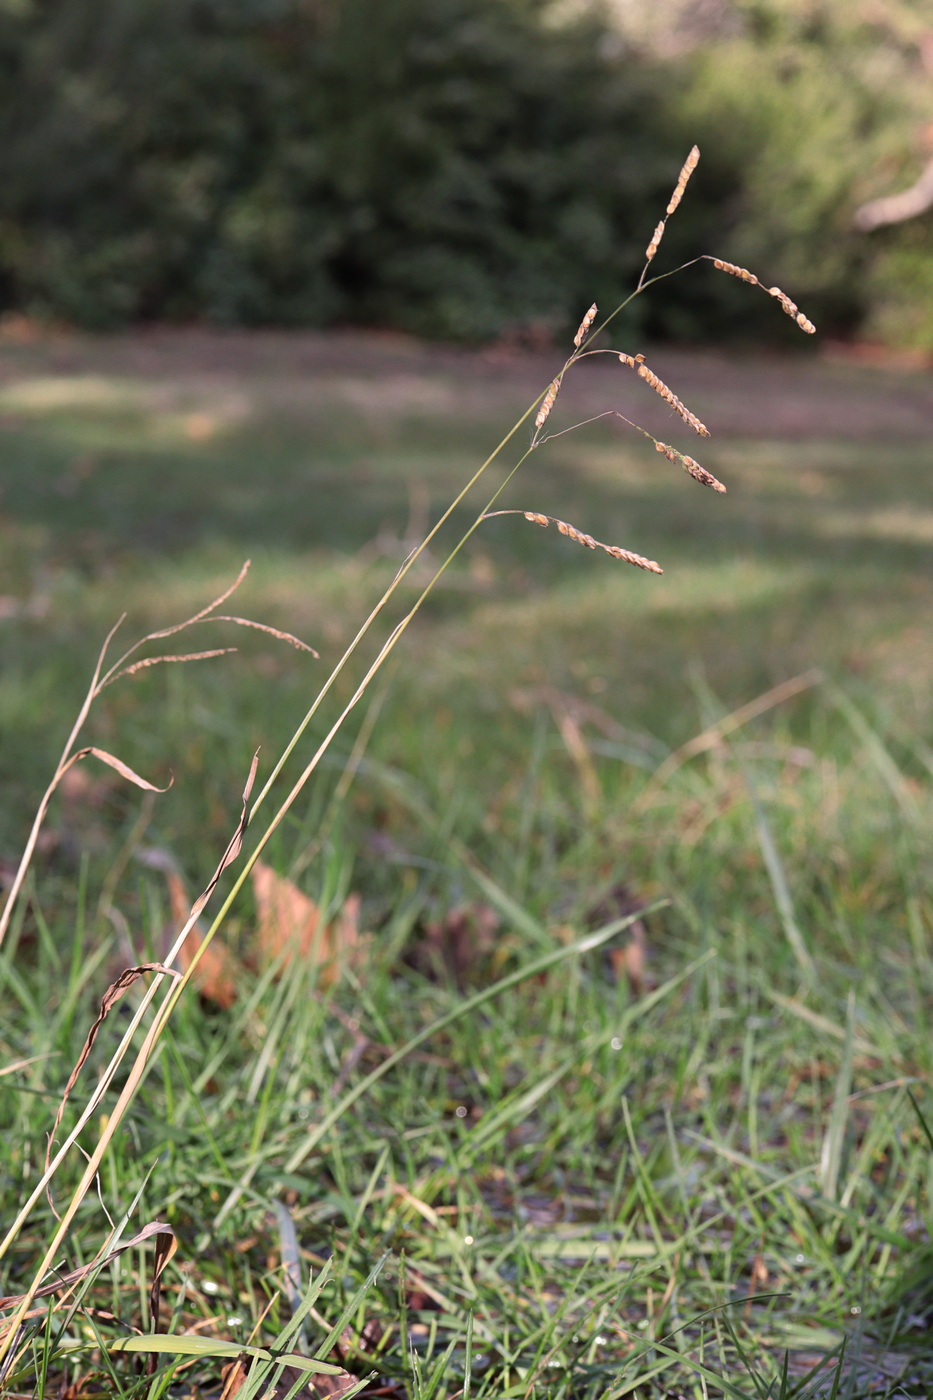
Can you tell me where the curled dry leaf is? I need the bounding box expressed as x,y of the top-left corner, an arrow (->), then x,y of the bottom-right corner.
62,747 -> 172,793
0,1220 -> 176,1319
45,965 -> 181,1193
251,862 -> 366,989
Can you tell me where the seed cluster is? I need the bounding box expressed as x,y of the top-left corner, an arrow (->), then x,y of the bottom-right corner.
655,441 -> 726,493
573,303 -> 598,348
711,258 -> 816,334
768,286 -> 816,334
667,145 -> 700,216
645,221 -> 666,264
535,378 -> 560,430
645,146 -> 701,264
619,354 -> 710,437
713,258 -> 759,285
522,511 -> 663,573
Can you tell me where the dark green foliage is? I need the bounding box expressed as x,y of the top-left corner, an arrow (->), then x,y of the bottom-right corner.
0,0 -> 690,339
2,0 -> 929,346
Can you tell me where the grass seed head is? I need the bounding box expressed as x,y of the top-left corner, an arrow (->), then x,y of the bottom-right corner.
516,511 -> 662,572
656,440 -> 726,492
713,258 -> 759,285
645,220 -> 666,263
709,258 -> 816,333
682,454 -> 726,492
574,303 -> 598,348
631,361 -> 710,436
535,378 -> 560,430
667,144 -> 700,215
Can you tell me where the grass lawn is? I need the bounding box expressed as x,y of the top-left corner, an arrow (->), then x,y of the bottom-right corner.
1,325 -> 933,1397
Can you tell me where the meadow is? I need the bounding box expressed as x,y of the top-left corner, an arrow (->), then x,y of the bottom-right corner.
1,320 -> 933,1397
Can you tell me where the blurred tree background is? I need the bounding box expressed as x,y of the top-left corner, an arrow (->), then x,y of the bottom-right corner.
0,0 -> 930,347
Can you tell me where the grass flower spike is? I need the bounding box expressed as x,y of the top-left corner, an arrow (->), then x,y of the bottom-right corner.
573,302 -> 598,347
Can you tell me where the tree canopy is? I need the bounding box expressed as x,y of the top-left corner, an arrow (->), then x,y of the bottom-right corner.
1,0 -> 930,346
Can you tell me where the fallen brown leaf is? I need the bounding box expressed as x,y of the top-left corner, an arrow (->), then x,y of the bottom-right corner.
251,861 -> 365,989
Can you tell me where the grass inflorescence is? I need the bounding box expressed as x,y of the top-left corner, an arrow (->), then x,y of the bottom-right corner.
0,148 -> 931,1398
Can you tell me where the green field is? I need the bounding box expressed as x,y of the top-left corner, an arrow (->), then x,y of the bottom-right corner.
2,327 -> 933,1397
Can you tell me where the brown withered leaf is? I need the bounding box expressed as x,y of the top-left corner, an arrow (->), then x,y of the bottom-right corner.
45,968 -> 181,1188
0,1220 -> 175,1313
175,923 -> 242,1010
61,747 -> 172,793
159,854 -> 245,1010
251,862 -> 365,988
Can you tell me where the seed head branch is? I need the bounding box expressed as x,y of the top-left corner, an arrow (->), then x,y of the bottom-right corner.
619,353 -> 710,437
706,257 -> 816,334
482,510 -> 663,573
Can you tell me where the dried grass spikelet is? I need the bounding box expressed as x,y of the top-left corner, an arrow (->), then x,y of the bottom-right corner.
712,257 -> 759,285
667,144 -> 700,216
645,145 -> 701,265
656,440 -> 726,493
574,303 -> 598,348
709,257 -> 816,334
645,220 -> 666,263
619,355 -> 709,437
768,286 -> 816,335
535,377 -> 560,429
520,510 -> 662,573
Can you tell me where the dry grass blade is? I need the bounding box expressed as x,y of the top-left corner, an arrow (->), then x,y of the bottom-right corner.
59,747 -> 172,792
138,849 -> 245,1007
633,669 -> 823,810
147,1228 -> 178,1374
482,510 -> 663,573
44,963 -> 182,1193
0,755 -> 263,1367
0,1220 -> 175,1318
190,751 -> 260,922
0,561 -> 300,953
0,613 -> 127,951
0,1054 -> 54,1080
